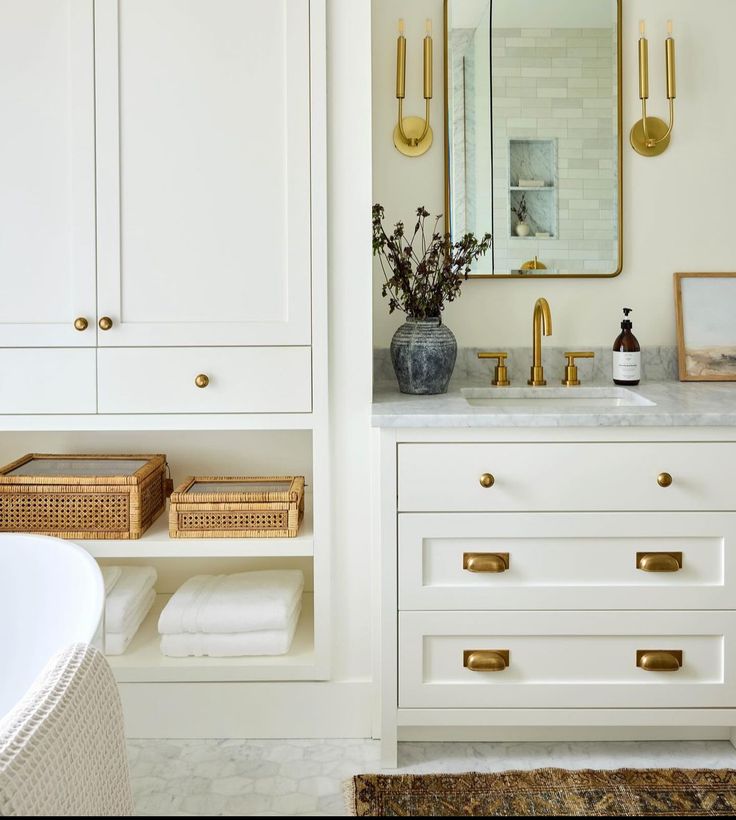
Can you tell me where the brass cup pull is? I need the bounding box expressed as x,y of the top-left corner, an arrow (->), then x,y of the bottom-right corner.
636,552 -> 682,572
479,473 -> 495,489
464,649 -> 509,672
98,316 -> 113,331
657,472 -> 673,488
73,317 -> 88,331
637,650 -> 682,672
194,374 -> 210,389
463,552 -> 509,573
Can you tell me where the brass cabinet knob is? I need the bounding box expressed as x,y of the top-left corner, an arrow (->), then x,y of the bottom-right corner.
636,552 -> 682,572
194,374 -> 210,389
73,317 -> 88,331
479,473 -> 495,489
464,649 -> 509,672
463,552 -> 509,573
636,650 -> 682,672
98,316 -> 113,331
657,472 -> 673,488
477,352 -> 510,387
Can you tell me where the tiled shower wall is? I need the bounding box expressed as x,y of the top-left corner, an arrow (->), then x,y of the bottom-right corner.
452,26 -> 618,275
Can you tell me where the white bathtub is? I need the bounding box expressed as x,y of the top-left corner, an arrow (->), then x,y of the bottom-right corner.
0,534 -> 104,721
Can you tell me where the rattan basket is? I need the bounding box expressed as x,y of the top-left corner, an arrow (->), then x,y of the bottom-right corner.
0,454 -> 171,540
169,476 -> 305,538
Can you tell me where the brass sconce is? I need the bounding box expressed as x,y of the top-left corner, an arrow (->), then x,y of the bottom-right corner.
394,19 -> 433,157
630,20 -> 677,157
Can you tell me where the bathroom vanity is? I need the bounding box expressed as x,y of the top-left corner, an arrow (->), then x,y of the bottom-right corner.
373,378 -> 736,767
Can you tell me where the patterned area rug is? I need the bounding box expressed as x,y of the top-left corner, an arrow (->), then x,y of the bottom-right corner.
347,768 -> 736,816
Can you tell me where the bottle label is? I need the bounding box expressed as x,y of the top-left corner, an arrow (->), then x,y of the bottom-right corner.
612,351 -> 641,381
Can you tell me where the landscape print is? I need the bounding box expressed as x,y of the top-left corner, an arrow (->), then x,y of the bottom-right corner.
677,274 -> 736,381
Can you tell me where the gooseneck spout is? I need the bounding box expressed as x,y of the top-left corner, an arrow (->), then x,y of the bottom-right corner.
528,298 -> 552,386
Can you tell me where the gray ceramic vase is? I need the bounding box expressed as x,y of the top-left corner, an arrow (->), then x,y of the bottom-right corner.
390,317 -> 457,395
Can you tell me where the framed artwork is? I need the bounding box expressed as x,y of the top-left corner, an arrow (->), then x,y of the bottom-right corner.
674,273 -> 736,381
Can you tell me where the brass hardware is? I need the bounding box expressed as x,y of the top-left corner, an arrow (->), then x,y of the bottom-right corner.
630,20 -> 676,157
521,256 -> 547,271
98,316 -> 113,331
636,552 -> 682,572
194,374 -> 210,389
561,351 -> 595,387
73,317 -> 88,332
637,649 -> 682,672
657,472 -> 673,488
463,552 -> 509,573
394,19 -> 434,157
478,352 -> 510,387
464,649 -> 509,672
479,473 -> 495,489
528,297 -> 552,386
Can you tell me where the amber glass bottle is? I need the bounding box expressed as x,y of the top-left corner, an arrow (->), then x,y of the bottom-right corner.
612,308 -> 641,385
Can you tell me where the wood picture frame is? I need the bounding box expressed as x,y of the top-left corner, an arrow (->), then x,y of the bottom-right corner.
674,273 -> 736,381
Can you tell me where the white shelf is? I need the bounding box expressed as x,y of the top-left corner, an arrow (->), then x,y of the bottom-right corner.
509,186 -> 554,191
108,593 -> 316,682
84,507 -> 314,558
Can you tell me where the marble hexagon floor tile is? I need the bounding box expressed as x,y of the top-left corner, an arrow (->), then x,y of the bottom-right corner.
128,738 -> 736,817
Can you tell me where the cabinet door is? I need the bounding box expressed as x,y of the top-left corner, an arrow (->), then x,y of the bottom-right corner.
0,0 -> 96,346
95,0 -> 312,347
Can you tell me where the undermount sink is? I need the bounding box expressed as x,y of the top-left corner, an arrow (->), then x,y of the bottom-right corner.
461,386 -> 656,410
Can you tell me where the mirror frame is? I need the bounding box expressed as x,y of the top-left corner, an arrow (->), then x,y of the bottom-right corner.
443,0 -> 623,279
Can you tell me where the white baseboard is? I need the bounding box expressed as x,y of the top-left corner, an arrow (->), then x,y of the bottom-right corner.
399,726 -> 731,743
119,681 -> 373,739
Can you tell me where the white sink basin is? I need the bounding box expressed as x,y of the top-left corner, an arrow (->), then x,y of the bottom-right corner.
461,386 -> 656,410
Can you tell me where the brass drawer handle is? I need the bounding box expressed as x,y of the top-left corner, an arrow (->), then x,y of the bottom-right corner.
73,317 -> 88,331
463,552 -> 509,573
636,552 -> 682,572
194,374 -> 210,389
657,472 -> 673,487
464,649 -> 509,672
479,473 -> 495,488
98,316 -> 113,331
637,650 -> 682,671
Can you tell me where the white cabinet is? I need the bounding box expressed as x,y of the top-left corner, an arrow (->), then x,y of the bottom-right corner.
0,0 -> 96,347
94,0 -> 312,347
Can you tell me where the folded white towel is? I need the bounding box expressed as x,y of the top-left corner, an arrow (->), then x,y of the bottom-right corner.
105,588 -> 156,656
105,566 -> 157,634
101,566 -> 122,596
160,603 -> 301,657
158,570 -> 304,635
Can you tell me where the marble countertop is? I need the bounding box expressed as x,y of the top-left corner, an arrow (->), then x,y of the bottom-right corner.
372,380 -> 736,428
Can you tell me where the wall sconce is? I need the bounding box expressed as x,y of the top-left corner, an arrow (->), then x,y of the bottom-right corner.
630,19 -> 676,157
394,19 -> 433,157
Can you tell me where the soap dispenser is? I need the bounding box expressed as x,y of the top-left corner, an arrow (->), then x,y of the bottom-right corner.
612,308 -> 641,386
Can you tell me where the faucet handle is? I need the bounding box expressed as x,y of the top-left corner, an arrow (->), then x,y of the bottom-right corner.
562,351 -> 595,387
478,352 -> 510,387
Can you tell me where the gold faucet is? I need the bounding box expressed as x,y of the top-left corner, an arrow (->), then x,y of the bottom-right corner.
528,298 -> 552,386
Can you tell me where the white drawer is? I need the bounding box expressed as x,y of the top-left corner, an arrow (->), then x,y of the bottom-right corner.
399,610 -> 736,709
398,442 -> 736,512
399,512 -> 736,610
98,347 -> 311,413
0,349 -> 96,414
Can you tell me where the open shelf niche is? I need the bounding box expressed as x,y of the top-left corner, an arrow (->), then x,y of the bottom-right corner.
509,139 -> 558,240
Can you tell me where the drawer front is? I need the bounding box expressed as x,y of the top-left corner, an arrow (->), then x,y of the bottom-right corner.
398,442 -> 736,512
98,347 -> 311,413
399,512 -> 736,610
0,349 -> 96,414
399,610 -> 736,709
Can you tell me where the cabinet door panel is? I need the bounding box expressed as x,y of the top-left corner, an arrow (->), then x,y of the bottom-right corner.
0,0 -> 95,346
95,0 -> 311,346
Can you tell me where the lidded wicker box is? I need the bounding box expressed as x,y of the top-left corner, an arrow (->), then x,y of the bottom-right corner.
169,476 -> 305,538
0,454 -> 170,540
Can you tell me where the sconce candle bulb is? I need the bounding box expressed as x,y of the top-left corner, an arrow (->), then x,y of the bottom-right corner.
392,16 -> 433,156
638,29 -> 649,100
666,30 -> 676,99
423,22 -> 433,99
396,20 -> 406,99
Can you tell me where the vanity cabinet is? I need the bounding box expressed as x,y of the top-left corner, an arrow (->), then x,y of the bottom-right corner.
376,429 -> 736,767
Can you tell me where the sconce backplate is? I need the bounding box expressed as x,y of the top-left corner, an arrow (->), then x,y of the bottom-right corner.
393,116 -> 433,157
630,116 -> 671,157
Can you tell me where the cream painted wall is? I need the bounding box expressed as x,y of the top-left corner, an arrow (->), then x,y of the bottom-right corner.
373,0 -> 736,349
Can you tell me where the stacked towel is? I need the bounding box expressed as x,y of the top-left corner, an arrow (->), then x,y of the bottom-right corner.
158,570 -> 303,657
103,566 -> 157,656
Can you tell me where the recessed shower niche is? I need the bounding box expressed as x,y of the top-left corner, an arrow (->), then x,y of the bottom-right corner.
508,139 -> 557,240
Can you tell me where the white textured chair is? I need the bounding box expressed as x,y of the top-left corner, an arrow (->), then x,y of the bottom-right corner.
0,643 -> 133,816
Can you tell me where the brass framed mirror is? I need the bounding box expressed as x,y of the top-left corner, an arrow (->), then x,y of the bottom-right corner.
444,0 -> 622,278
